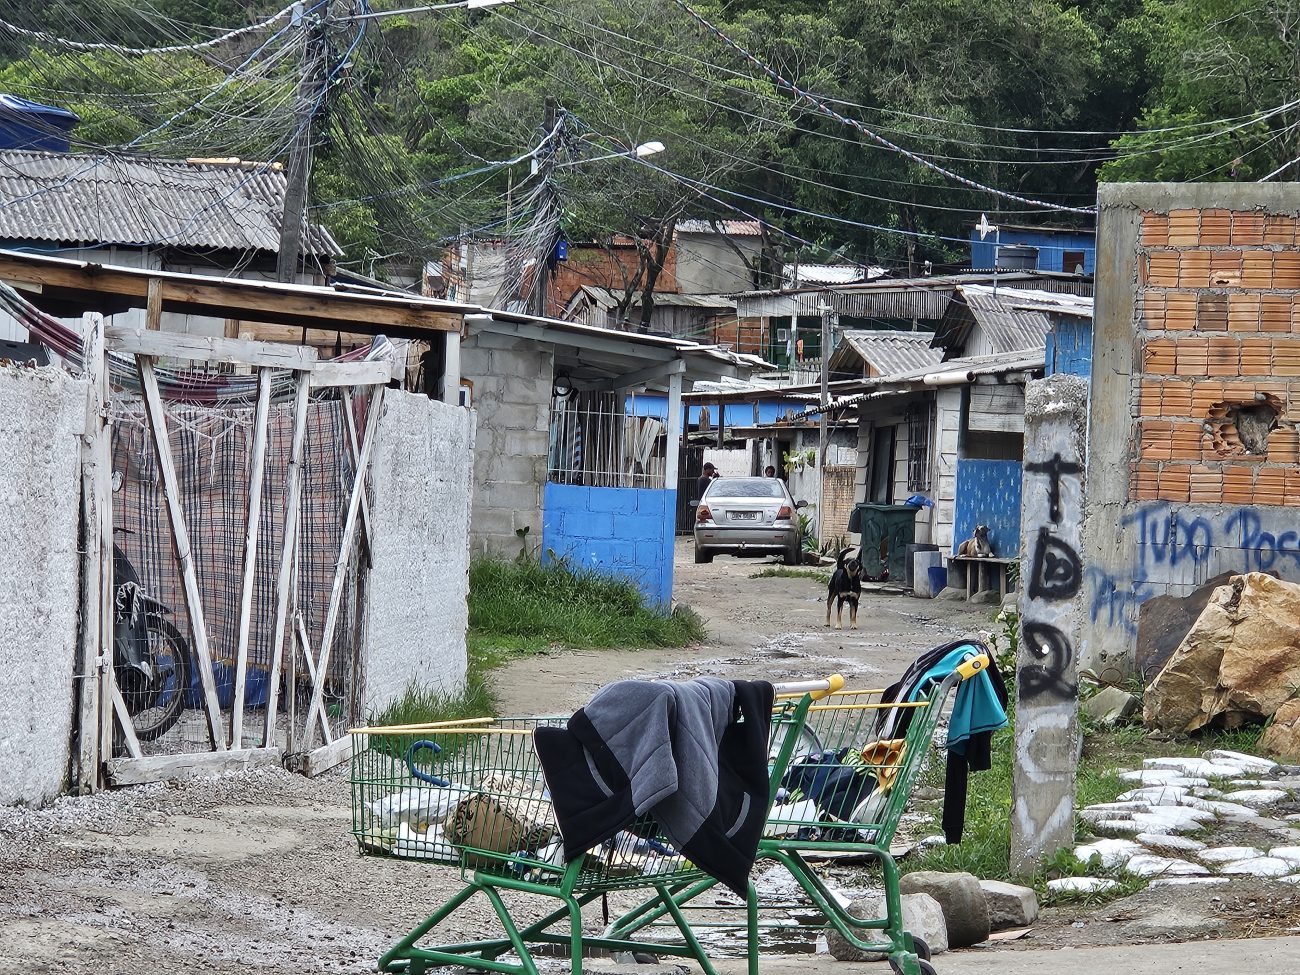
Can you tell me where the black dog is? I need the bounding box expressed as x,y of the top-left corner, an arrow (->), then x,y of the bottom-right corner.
825,548 -> 864,629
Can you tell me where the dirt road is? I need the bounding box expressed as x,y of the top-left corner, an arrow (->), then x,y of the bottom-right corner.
3,543 -> 1295,973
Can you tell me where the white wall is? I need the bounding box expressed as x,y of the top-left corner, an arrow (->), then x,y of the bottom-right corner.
362,391 -> 476,712
932,387 -> 963,554
0,365 -> 86,805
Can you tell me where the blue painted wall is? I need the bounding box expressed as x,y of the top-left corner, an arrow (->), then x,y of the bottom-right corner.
542,482 -> 676,607
1046,314 -> 1093,379
969,228 -> 1095,274
952,459 -> 1023,558
628,394 -> 788,426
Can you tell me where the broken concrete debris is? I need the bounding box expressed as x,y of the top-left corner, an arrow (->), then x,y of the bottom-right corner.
825,893 -> 947,961
1082,686 -> 1140,727
1144,573 -> 1300,743
978,880 -> 1039,929
897,870 -> 990,948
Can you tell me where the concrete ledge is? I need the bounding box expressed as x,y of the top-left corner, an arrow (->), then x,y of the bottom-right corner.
105,748 -> 284,786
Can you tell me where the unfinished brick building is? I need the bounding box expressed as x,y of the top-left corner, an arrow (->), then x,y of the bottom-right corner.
1082,184 -> 1300,675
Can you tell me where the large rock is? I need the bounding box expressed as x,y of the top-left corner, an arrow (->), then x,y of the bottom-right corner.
825,892 -> 948,961
1135,571 -> 1237,683
898,871 -> 990,948
1260,699 -> 1300,761
1144,574 -> 1300,733
978,880 -> 1039,929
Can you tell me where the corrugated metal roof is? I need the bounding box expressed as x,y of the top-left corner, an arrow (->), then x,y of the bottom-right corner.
0,149 -> 340,255
575,285 -> 736,310
833,329 -> 944,376
782,263 -> 888,286
675,219 -> 763,236
960,286 -> 1051,356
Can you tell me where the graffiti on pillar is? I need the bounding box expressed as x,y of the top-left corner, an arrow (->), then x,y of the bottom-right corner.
1019,451 -> 1083,703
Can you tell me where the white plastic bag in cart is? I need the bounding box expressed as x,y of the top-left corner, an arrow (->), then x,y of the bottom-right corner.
763,799 -> 820,837
369,784 -> 471,828
394,822 -> 460,860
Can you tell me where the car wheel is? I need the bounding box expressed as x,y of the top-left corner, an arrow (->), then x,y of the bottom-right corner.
783,539 -> 801,566
695,542 -> 714,564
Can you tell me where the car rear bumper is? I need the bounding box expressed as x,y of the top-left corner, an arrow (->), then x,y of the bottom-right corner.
695,526 -> 798,551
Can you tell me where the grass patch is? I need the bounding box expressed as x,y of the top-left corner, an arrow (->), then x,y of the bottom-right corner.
751,566 -> 831,584
469,558 -> 706,652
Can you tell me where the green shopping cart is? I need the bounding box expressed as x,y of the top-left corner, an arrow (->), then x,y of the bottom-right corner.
350,649 -> 992,975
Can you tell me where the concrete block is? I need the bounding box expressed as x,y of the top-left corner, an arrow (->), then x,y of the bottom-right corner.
825,892 -> 948,961
1082,686 -> 1140,726
898,871 -> 989,948
488,480 -> 543,511
504,430 -> 548,457
588,488 -> 640,514
614,514 -> 663,544
636,540 -> 668,567
978,880 -> 1039,930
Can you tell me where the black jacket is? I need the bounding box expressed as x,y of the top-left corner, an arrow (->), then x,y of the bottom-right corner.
533,679 -> 774,895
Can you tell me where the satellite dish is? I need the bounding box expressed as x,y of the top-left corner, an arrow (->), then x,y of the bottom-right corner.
976,213 -> 996,240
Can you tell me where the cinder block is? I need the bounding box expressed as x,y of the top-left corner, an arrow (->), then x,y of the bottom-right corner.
488,480 -> 542,511
1229,293 -> 1262,332
1231,211 -> 1266,246
614,514 -> 661,543
587,488 -> 639,514
1200,208 -> 1232,245
1206,336 -> 1240,376
1168,209 -> 1201,246
1242,250 -> 1275,288
1196,292 -> 1229,330
634,490 -> 671,517
1264,214 -> 1297,246
636,540 -> 667,567
1146,251 -> 1179,287
1177,250 -> 1211,287
1141,212 -> 1170,247
503,430 -> 548,457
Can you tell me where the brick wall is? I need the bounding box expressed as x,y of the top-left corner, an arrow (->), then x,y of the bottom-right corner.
1082,184 -> 1300,676
1133,208 -> 1300,507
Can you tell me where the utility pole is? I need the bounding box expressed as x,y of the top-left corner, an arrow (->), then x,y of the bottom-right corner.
818,300 -> 833,469
277,5 -> 329,283
529,95 -> 562,317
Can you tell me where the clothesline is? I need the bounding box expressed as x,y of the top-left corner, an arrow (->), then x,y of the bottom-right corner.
0,279 -> 395,405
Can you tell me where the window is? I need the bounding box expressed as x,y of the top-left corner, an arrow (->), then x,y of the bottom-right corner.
906,404 -> 932,492
1062,249 -> 1087,274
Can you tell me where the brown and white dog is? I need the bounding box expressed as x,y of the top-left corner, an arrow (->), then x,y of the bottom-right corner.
825,548 -> 864,629
956,524 -> 994,558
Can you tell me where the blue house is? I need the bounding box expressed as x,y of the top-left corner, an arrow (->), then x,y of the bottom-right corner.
970,224 -> 1096,275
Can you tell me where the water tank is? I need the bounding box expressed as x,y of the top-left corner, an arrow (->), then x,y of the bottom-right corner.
997,244 -> 1039,270
0,95 -> 79,152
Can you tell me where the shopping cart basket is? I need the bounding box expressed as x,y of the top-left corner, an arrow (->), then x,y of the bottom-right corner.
350,648 -> 993,975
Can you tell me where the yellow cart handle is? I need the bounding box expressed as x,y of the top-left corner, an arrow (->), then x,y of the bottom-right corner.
956,653 -> 991,680
773,674 -> 846,700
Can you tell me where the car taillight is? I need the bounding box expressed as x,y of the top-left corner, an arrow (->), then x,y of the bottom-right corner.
697,504 -> 713,522
777,505 -> 792,519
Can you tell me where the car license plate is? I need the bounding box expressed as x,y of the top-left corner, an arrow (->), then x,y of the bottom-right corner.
731,511 -> 760,521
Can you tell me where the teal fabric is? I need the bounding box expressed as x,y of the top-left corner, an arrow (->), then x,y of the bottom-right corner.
907,643 -> 1008,755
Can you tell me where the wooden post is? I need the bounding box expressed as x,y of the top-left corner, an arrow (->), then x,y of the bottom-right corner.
145,277 -> 163,331
263,369 -> 312,747
296,612 -> 335,745
136,356 -> 227,750
75,313 -> 109,792
299,384 -> 385,749
229,367 -> 273,747
341,389 -> 374,557
110,683 -> 143,758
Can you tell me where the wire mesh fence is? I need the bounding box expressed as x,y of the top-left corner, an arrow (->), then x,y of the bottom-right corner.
108,394 -> 366,755
547,390 -> 666,489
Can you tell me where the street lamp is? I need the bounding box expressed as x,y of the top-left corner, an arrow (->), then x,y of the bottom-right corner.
552,141 -> 666,170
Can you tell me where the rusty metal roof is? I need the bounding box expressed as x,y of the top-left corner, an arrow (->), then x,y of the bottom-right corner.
0,149 -> 340,255
675,218 -> 763,236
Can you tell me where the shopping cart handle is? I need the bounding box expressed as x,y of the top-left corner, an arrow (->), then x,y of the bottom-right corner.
406,739 -> 451,787
956,653 -> 991,680
773,674 -> 846,700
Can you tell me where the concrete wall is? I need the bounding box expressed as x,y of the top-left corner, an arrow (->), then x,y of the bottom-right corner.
541,483 -> 676,607
0,365 -> 86,805
363,391 -> 475,712
1082,184 -> 1300,674
674,234 -> 760,295
461,332 -> 555,558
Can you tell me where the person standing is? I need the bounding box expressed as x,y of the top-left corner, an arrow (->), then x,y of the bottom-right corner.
696,462 -> 718,500
763,465 -> 777,478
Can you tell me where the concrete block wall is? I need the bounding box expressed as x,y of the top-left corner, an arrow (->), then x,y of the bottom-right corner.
0,365 -> 87,805
542,483 -> 676,607
461,333 -> 555,558
1083,183 -> 1300,675
363,391 -> 475,713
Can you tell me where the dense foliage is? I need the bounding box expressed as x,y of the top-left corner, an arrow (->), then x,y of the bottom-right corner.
2,0 -> 1296,276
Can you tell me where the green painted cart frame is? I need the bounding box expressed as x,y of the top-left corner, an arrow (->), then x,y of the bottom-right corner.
350,651 -> 990,975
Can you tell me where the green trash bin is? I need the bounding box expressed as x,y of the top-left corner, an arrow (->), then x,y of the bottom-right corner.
848,503 -> 919,582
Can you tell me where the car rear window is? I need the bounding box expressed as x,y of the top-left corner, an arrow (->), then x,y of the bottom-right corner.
705,477 -> 786,499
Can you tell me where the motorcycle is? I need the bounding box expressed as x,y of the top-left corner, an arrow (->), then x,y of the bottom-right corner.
112,540 -> 192,741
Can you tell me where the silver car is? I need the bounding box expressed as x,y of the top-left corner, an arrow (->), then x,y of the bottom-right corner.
693,476 -> 806,565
